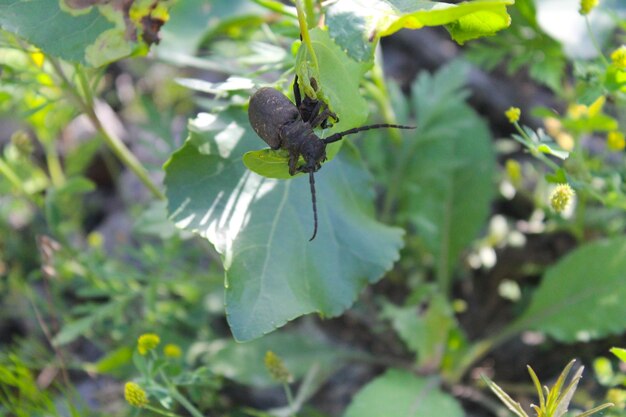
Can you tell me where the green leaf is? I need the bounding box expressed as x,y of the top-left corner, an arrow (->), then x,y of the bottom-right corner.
514,237 -> 626,342
382,293 -> 456,367
611,347 -> 626,363
207,331 -> 344,387
0,0 -> 169,67
399,62 -> 495,290
537,144 -> 569,160
326,0 -> 514,62
164,109 -> 404,341
482,374 -> 529,417
88,347 -> 133,375
562,114 -> 619,133
243,149 -> 303,179
156,0 -> 264,58
343,369 -> 464,417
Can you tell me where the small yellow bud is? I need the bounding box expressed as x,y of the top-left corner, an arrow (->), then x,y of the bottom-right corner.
164,343 -> 182,358
579,0 -> 598,15
137,333 -> 160,355
124,382 -> 148,408
550,184 -> 575,213
611,46 -> 626,69
87,232 -> 104,248
505,107 -> 520,123
264,351 -> 292,383
505,159 -> 522,186
607,131 -> 626,152
568,103 -> 588,119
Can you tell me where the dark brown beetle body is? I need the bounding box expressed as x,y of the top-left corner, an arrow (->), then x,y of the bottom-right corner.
249,87 -> 328,176
248,81 -> 415,240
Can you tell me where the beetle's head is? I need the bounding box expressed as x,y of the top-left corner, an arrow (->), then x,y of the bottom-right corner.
301,139 -> 327,172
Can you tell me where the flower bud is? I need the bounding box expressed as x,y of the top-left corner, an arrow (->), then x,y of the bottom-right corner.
124,382 -> 148,407
550,184 -> 575,213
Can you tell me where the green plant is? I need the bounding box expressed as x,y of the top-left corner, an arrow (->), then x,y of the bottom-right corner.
0,0 -> 625,416
484,360 -> 613,417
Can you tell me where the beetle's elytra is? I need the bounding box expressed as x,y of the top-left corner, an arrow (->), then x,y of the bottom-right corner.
248,78 -> 415,241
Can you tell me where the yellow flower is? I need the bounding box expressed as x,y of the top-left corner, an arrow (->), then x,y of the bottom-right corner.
550,184 -> 575,213
124,382 -> 148,408
505,107 -> 520,123
264,351 -> 292,383
607,131 -> 626,151
164,344 -> 182,358
137,333 -> 160,355
611,46 -> 626,69
579,0 -> 598,15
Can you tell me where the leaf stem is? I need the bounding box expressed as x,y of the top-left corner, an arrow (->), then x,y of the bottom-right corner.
48,57 -> 165,200
295,0 -> 319,73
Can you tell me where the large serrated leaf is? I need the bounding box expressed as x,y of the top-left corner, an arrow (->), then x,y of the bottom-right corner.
164,109 -> 404,341
326,0 -> 514,62
399,62 -> 495,291
513,237 -> 626,342
0,0 -> 169,67
343,369 -> 464,417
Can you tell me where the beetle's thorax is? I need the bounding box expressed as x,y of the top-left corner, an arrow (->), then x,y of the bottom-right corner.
280,120 -> 326,171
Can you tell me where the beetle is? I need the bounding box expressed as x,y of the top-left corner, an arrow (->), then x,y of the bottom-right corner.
248,78 -> 414,241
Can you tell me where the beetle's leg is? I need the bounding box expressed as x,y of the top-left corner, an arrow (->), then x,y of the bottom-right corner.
310,105 -> 337,129
305,100 -> 323,124
293,75 -> 302,109
288,152 -> 299,176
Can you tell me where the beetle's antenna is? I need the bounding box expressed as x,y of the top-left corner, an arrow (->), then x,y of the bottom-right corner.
322,124 -> 415,144
308,171 -> 318,241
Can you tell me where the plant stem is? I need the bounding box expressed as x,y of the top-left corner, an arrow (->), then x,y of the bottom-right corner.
282,382 -> 297,417
512,122 -> 562,173
585,16 -> 609,66
48,57 -> 165,200
144,404 -> 183,417
447,322 -> 524,383
158,368 -> 205,417
295,0 -> 319,72
44,143 -> 66,187
250,0 -> 297,17
304,0 -> 316,28
369,55 -> 403,145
